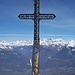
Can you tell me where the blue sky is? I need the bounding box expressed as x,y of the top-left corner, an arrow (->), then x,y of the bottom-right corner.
0,0 -> 75,41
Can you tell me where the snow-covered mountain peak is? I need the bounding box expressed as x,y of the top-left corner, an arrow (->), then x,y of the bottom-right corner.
68,40 -> 75,47
0,38 -> 75,49
0,40 -> 33,49
13,40 -> 33,46
40,38 -> 67,46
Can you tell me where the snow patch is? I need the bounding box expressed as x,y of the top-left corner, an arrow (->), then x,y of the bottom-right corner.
48,56 -> 51,59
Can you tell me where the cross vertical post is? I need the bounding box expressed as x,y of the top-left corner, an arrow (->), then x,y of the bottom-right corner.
18,0 -> 56,75
33,0 -> 40,75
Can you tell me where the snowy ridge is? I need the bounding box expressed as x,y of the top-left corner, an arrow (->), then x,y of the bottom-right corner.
0,40 -> 33,49
0,38 -> 75,49
40,38 -> 67,46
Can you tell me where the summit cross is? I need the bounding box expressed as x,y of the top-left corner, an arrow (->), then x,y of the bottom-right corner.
18,0 -> 56,75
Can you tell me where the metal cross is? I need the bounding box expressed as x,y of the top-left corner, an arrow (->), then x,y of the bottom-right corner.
18,0 -> 56,75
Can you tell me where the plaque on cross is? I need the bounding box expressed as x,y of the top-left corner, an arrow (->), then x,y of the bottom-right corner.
18,0 -> 56,75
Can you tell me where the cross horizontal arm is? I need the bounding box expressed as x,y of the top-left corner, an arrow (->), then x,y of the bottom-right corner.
39,14 -> 56,20
18,14 -> 34,20
18,14 -> 56,20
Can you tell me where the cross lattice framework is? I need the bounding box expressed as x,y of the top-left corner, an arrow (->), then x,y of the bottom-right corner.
18,0 -> 56,75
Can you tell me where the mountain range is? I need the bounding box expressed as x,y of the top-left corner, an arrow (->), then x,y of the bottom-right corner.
0,38 -> 75,75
